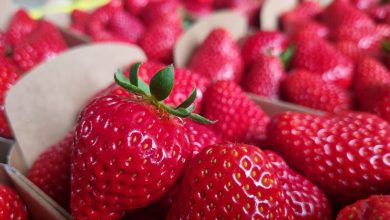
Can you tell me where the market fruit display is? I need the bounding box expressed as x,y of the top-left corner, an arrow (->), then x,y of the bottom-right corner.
6,0 -> 390,219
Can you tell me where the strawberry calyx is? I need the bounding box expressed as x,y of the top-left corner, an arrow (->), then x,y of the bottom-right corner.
382,40 -> 390,53
115,63 -> 214,124
280,44 -> 295,69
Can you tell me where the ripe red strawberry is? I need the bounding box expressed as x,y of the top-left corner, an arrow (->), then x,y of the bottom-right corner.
124,0 -> 149,16
265,150 -> 332,220
140,0 -> 180,26
182,0 -> 213,17
268,111 -> 390,206
12,21 -> 67,72
183,119 -> 221,156
282,70 -> 352,112
71,64 -> 211,219
5,9 -> 38,46
203,80 -> 270,145
70,9 -> 90,34
241,54 -> 286,99
321,1 -> 375,30
0,31 -> 8,55
291,35 -> 353,88
241,31 -> 289,66
336,195 -> 390,220
335,40 -> 366,62
189,28 -> 244,82
0,58 -> 19,138
86,5 -> 144,43
166,143 -> 295,220
139,13 -> 182,64
342,0 -> 379,10
27,132 -> 73,210
0,183 -> 28,220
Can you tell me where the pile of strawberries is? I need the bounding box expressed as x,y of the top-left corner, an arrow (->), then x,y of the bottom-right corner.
1,0 -> 390,219
0,10 -> 67,138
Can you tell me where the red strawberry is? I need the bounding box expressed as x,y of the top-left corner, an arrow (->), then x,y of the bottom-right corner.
291,35 -> 354,88
241,31 -> 289,66
140,0 -> 180,26
183,119 -> 221,156
241,54 -> 286,99
283,1 -> 323,17
321,1 -> 375,30
0,183 -> 28,220
70,9 -> 90,34
5,9 -> 38,46
282,70 -> 352,112
265,150 -> 332,220
336,195 -> 390,220
166,143 -> 295,220
27,132 -> 73,210
0,58 -> 19,138
203,80 -> 270,145
12,21 -> 68,72
71,65 -> 210,219
182,0 -> 213,17
139,14 -> 182,64
87,5 -> 144,43
189,28 -> 244,82
335,40 -> 366,62
0,31 -> 8,55
124,0 -> 149,16
368,3 -> 390,22
268,111 -> 390,206
342,0 -> 379,10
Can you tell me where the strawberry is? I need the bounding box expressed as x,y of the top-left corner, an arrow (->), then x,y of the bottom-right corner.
268,111 -> 390,206
241,31 -> 289,66
0,31 -> 8,55
139,13 -> 182,64
0,58 -> 19,138
124,0 -> 149,16
336,195 -> 390,220
70,9 -> 90,34
12,21 -> 68,72
183,119 -> 221,156
86,5 -> 144,43
291,35 -> 353,88
182,0 -> 213,17
5,9 -> 38,46
342,0 -> 379,10
241,54 -> 286,99
281,70 -> 352,112
71,64 -> 211,219
140,0 -> 180,26
166,143 -> 295,220
321,1 -> 375,30
188,28 -> 244,82
27,132 -> 74,210
354,57 -> 390,122
265,150 -> 332,220
335,40 -> 366,62
0,183 -> 28,220
202,80 -> 270,145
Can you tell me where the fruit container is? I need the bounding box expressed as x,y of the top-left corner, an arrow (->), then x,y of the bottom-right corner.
0,0 -> 89,161
5,43 -> 146,220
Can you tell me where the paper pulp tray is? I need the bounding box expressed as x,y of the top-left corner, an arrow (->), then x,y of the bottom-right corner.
5,43 -> 146,220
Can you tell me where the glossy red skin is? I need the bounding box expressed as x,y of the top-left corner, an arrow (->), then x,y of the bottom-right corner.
336,195 -> 390,220
189,28 -> 244,82
0,32 -> 8,55
202,80 -> 270,145
71,95 -> 191,219
368,3 -> 390,22
241,55 -> 285,99
340,0 -> 379,10
0,183 -> 28,220
70,9 -> 90,34
140,0 -> 180,26
265,150 -> 332,220
167,143 -> 295,220
282,70 -> 352,113
139,13 -> 182,64
285,1 -> 323,17
291,35 -> 353,88
28,132 -> 73,210
321,1 -> 374,30
268,111 -> 390,206
0,58 -> 19,138
5,9 -> 38,46
124,0 -> 149,16
12,21 -> 68,73
335,40 -> 366,63
241,31 -> 289,66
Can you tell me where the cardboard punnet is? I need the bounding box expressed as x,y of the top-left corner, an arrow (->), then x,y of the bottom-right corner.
174,10 -> 248,67
5,43 -> 146,219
